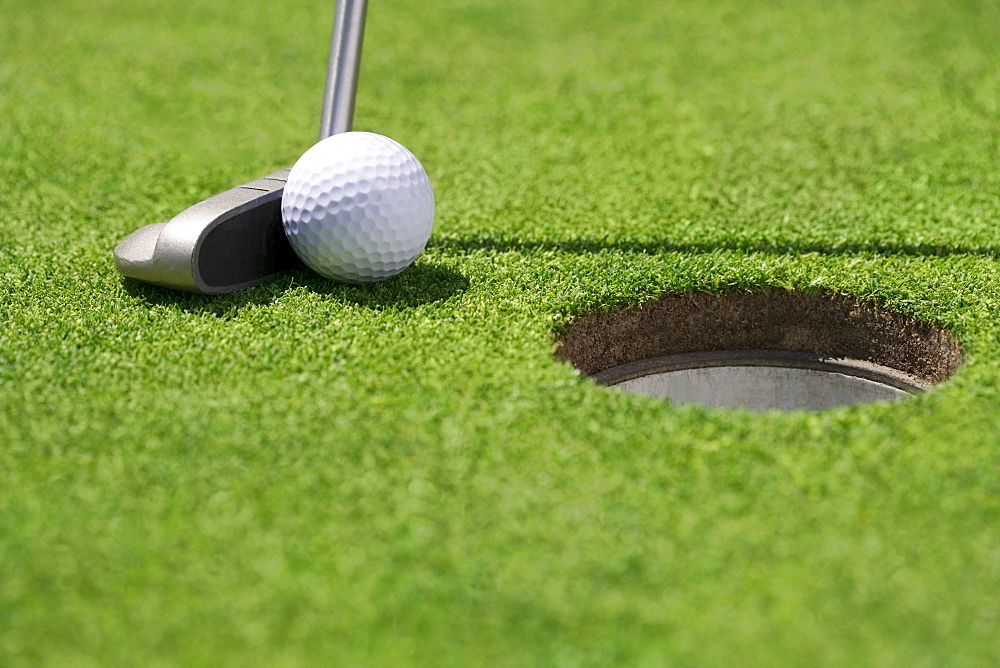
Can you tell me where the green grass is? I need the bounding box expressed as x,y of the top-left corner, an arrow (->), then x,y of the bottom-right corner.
2,0 -> 1000,663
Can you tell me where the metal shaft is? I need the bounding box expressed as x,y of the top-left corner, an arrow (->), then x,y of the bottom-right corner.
319,0 -> 368,139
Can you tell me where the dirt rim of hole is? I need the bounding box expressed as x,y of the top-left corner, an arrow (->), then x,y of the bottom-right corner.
555,290 -> 963,397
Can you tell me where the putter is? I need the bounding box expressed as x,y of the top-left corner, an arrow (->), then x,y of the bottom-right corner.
114,0 -> 369,294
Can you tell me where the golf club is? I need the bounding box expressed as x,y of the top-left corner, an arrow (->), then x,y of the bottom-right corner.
114,0 -> 368,294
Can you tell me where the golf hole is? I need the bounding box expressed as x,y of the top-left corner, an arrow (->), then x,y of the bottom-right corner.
556,291 -> 962,411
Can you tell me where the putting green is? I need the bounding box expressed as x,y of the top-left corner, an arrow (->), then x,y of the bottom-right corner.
2,0 -> 999,663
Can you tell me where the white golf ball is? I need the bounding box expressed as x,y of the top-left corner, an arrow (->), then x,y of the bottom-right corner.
280,132 -> 435,284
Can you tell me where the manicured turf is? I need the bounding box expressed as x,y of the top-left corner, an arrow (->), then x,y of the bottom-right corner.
2,0 -> 1000,663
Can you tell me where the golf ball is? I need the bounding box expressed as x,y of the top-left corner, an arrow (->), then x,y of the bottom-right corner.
281,132 -> 434,283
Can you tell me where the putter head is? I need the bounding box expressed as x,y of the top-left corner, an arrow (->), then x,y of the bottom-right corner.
114,168 -> 305,294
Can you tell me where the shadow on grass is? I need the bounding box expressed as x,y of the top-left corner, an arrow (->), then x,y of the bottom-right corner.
122,261 -> 469,317
427,235 -> 1000,259
306,262 -> 470,309
121,233 -> 989,316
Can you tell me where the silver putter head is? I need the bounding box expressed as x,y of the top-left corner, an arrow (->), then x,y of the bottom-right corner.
114,168 -> 305,294
115,0 -> 367,295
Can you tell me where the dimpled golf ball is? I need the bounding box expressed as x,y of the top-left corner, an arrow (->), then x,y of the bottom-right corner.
281,132 -> 434,283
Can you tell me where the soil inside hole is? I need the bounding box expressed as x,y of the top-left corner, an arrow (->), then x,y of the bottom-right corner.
555,290 -> 962,409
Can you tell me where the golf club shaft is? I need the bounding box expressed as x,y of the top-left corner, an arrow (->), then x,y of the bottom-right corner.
319,0 -> 368,139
